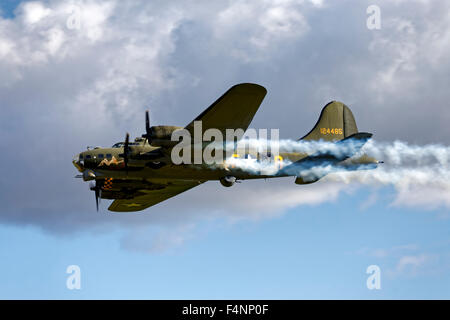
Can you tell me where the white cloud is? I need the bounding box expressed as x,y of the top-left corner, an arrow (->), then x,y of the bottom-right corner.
392,254 -> 439,277
214,0 -> 312,59
120,224 -> 196,254
327,166 -> 450,211
0,0 -> 449,252
202,179 -> 348,221
355,244 -> 441,278
357,244 -> 418,259
367,1 -> 450,99
393,184 -> 450,210
21,1 -> 52,25
45,27 -> 65,55
396,254 -> 429,271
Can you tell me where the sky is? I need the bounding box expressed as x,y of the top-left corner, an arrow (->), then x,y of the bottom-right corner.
0,0 -> 449,299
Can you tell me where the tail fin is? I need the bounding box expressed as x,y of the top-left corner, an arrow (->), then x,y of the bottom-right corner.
300,101 -> 358,141
293,101 -> 373,185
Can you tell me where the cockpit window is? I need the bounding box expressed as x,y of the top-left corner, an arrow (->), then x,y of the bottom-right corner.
112,142 -> 139,148
79,154 -> 84,159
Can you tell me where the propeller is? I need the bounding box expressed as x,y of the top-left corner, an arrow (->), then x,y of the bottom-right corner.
124,132 -> 130,175
142,110 -> 153,145
89,181 -> 102,212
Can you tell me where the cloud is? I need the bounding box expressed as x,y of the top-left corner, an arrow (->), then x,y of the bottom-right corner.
120,223 -> 197,254
392,183 -> 450,210
355,244 -> 444,278
21,1 -> 52,25
210,0 -> 314,61
357,244 -> 418,259
222,0 -> 310,47
328,167 -> 450,211
395,254 -> 433,274
356,241 -> 450,279
116,179 -> 348,253
0,0 -> 450,252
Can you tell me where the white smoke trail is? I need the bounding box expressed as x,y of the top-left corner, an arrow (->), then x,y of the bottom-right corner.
224,139 -> 450,208
226,138 -> 450,170
361,140 -> 449,168
227,138 -> 450,167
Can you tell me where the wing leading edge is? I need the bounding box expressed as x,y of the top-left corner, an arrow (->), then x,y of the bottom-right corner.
185,83 -> 267,136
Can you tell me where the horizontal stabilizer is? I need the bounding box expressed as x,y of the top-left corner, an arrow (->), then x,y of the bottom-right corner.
287,132 -> 373,184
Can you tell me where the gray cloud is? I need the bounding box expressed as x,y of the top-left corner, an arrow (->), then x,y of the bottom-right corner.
0,0 -> 449,250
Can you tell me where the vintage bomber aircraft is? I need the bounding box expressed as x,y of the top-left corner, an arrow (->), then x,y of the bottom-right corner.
72,83 -> 379,212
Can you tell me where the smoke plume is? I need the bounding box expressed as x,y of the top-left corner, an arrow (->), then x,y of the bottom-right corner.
224,139 -> 450,209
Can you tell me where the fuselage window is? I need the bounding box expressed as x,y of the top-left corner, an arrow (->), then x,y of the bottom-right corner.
85,155 -> 92,159
98,154 -> 104,158
106,154 -> 112,159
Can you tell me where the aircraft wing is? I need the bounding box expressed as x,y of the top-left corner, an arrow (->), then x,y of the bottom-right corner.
108,180 -> 204,212
185,83 -> 267,136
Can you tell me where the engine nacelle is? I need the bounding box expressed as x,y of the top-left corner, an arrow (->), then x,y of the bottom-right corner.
146,125 -> 184,147
220,175 -> 236,187
82,169 -> 96,181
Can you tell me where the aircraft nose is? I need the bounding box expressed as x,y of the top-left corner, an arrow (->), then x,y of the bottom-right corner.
72,153 -> 84,172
